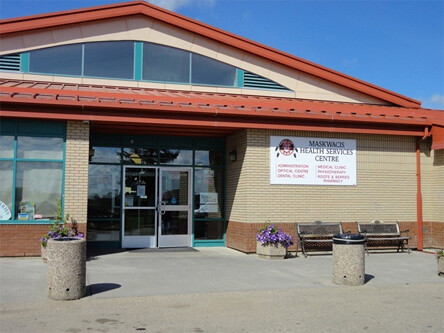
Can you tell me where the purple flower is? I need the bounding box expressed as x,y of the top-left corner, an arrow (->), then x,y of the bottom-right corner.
256,223 -> 294,248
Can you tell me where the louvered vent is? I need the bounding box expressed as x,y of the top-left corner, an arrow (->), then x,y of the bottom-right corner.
0,54 -> 21,71
243,71 -> 289,91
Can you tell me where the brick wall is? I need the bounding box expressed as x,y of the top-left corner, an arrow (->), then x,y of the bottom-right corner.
64,121 -> 90,226
226,130 -> 248,223
421,144 -> 444,223
226,221 -> 298,253
0,223 -> 86,257
227,220 -> 443,254
225,129 -> 443,251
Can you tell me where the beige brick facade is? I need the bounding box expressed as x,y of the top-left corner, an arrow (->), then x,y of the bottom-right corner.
421,143 -> 444,223
64,121 -> 90,226
227,129 -> 443,225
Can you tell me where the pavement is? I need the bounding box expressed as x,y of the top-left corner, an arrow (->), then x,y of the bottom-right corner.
1,247 -> 443,332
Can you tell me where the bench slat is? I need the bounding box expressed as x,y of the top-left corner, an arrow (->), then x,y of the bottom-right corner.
356,221 -> 410,255
296,222 -> 343,257
367,237 -> 410,241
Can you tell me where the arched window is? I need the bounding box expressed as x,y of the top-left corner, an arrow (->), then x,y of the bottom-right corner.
1,41 -> 290,91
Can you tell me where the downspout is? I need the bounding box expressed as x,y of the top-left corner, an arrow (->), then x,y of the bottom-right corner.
416,127 -> 431,251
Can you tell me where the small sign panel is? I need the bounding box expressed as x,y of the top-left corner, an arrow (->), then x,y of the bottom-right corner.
0,201 -> 12,220
198,192 -> 218,213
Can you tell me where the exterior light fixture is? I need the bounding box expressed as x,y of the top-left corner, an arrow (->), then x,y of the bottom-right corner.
229,150 -> 237,162
88,148 -> 95,162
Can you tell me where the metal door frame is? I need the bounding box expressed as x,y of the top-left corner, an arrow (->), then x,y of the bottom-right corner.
158,167 -> 192,248
122,166 -> 192,248
121,166 -> 158,248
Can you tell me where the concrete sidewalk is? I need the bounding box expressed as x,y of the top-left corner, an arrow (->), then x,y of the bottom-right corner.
1,248 -> 443,332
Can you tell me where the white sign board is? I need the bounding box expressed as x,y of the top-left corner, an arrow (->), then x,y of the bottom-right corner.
270,136 -> 356,185
197,192 -> 218,213
0,201 -> 12,220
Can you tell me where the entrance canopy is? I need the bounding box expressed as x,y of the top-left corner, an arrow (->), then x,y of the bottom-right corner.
1,79 -> 443,140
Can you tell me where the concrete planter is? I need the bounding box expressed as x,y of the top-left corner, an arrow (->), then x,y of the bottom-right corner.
41,245 -> 48,263
47,237 -> 86,300
438,257 -> 444,276
256,241 -> 287,259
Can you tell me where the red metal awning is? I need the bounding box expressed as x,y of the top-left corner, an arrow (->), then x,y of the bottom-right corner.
1,79 -> 443,139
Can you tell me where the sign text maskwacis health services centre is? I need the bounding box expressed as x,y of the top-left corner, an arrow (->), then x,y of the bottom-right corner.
270,136 -> 357,185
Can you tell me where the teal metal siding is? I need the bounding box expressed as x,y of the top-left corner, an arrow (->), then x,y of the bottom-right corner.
0,54 -> 21,71
243,71 -> 289,91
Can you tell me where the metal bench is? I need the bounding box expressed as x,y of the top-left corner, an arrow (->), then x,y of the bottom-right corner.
356,220 -> 410,255
296,221 -> 343,257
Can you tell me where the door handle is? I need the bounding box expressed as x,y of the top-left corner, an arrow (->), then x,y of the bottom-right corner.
157,202 -> 166,215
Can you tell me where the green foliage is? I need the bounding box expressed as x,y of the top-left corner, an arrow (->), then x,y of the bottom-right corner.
40,199 -> 83,247
54,198 -> 69,223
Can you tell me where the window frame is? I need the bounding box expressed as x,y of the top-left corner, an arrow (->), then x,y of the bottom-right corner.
89,134 -> 226,246
0,121 -> 66,224
21,41 -> 244,88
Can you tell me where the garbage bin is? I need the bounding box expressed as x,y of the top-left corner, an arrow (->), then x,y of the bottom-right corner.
333,234 -> 365,286
47,237 -> 86,300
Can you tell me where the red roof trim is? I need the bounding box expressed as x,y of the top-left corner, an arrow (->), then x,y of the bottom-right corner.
0,1 -> 421,108
0,108 -> 427,138
0,80 -> 437,125
431,125 -> 444,150
1,79 -> 442,141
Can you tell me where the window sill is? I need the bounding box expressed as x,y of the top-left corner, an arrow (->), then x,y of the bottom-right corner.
0,220 -> 54,225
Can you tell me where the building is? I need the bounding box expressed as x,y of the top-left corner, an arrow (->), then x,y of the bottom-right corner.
0,1 -> 443,256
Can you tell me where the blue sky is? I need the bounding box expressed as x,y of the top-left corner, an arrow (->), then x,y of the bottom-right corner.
1,0 -> 443,110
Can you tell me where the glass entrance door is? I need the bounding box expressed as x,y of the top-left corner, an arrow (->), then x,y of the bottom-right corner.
122,166 -> 157,248
158,168 -> 192,247
122,166 -> 191,248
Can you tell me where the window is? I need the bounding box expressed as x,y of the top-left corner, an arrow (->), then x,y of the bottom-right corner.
88,134 -> 226,245
17,136 -> 63,159
193,167 -> 224,240
29,44 -> 82,76
0,121 -> 65,222
90,147 -> 122,164
84,41 -> 134,79
0,161 -> 13,219
123,148 -> 158,165
15,162 -> 63,219
87,164 -> 121,241
194,220 -> 225,240
194,167 -> 223,219
192,53 -> 237,86
10,41 -> 291,91
143,43 -> 190,83
160,149 -> 192,165
0,135 -> 14,158
194,150 -> 224,166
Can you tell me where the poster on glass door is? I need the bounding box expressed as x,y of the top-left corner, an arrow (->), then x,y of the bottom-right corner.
270,136 -> 356,185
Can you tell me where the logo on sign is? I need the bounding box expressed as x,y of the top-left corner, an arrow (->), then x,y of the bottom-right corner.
276,139 -> 298,158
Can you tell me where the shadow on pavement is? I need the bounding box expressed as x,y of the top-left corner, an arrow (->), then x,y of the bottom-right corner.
365,274 -> 375,283
85,283 -> 121,296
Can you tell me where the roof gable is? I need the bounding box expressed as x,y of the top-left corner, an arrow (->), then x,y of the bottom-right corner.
0,0 -> 421,108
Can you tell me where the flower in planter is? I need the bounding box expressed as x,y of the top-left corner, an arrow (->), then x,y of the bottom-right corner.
40,221 -> 84,247
436,250 -> 444,261
40,200 -> 84,248
256,223 -> 294,248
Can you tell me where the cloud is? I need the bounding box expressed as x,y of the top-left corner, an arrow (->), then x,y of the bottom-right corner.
430,94 -> 444,106
148,0 -> 215,11
417,93 -> 444,110
341,57 -> 358,68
